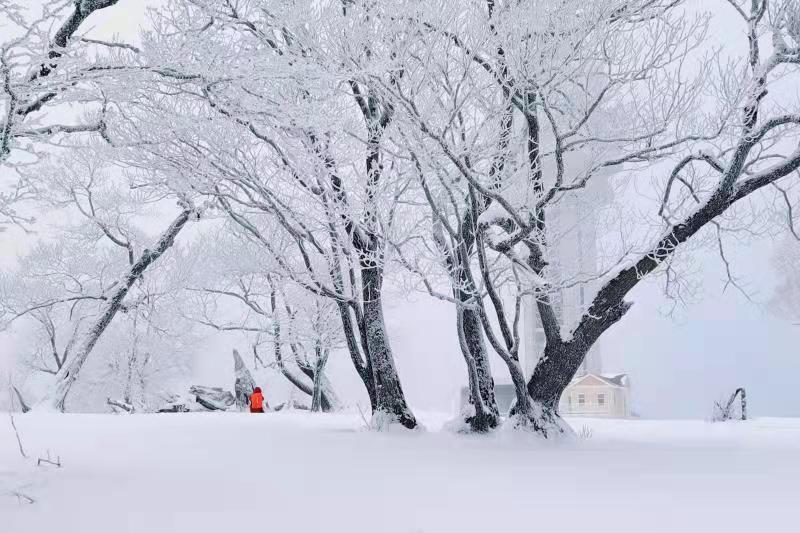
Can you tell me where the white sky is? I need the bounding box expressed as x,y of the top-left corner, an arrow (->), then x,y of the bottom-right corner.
1,0 -> 799,418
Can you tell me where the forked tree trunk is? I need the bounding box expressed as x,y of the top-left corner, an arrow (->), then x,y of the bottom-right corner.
361,265 -> 416,429
310,350 -> 329,412
38,209 -> 192,411
295,351 -> 340,413
274,334 -> 336,412
448,203 -> 501,432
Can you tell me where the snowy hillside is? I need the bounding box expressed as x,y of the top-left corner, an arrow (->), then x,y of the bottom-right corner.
3,413 -> 798,533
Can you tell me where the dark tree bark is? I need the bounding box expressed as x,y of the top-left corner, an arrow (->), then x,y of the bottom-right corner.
336,301 -> 377,410
2,0 -> 120,163
360,264 -> 416,429
22,0 -> 121,111
457,307 -> 499,431
344,80 -> 417,429
451,210 -> 500,431
453,177 -> 502,431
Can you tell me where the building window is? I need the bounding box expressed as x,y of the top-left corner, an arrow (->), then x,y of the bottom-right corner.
597,393 -> 605,407
577,393 -> 585,406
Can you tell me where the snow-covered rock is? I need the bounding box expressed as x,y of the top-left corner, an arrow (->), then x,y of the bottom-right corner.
189,386 -> 236,411
232,349 -> 257,410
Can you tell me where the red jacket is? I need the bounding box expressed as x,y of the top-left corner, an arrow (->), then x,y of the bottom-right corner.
250,388 -> 265,411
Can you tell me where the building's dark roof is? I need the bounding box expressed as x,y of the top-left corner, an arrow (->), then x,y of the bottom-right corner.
600,373 -> 629,387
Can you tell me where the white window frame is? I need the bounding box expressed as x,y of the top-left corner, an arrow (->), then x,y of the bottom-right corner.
577,393 -> 586,407
597,392 -> 606,408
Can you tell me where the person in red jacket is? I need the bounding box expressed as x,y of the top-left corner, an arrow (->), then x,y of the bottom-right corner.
249,387 -> 267,413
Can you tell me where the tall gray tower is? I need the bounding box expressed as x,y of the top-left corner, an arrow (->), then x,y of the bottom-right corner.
521,169 -> 612,380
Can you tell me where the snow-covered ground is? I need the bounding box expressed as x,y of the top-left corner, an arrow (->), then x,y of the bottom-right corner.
3,412 -> 798,533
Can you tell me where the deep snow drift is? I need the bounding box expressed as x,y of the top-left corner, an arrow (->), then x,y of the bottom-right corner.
3,412 -> 798,533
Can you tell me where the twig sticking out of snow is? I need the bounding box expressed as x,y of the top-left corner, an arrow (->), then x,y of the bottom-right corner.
356,404 -> 370,429
11,491 -> 35,505
9,414 -> 28,459
37,450 -> 62,468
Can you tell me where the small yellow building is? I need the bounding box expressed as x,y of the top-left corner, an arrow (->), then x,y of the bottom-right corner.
458,372 -> 632,418
559,373 -> 632,418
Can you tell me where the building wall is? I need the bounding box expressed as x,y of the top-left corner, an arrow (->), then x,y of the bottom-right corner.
559,383 -> 630,418
459,380 -> 630,418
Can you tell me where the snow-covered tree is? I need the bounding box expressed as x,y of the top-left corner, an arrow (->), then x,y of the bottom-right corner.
1,0 -> 123,229
103,0 -> 416,426
377,0 -> 800,433
4,0 -> 797,435
1,149 -> 200,410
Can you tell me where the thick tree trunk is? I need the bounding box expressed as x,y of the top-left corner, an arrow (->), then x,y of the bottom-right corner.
38,209 -> 191,411
521,341 -> 585,437
336,301 -> 377,410
528,341 -> 588,410
346,79 -> 416,427
457,307 -> 500,431
361,265 -> 416,429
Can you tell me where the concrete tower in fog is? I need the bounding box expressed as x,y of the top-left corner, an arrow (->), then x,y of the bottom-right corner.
521,166 -> 614,380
